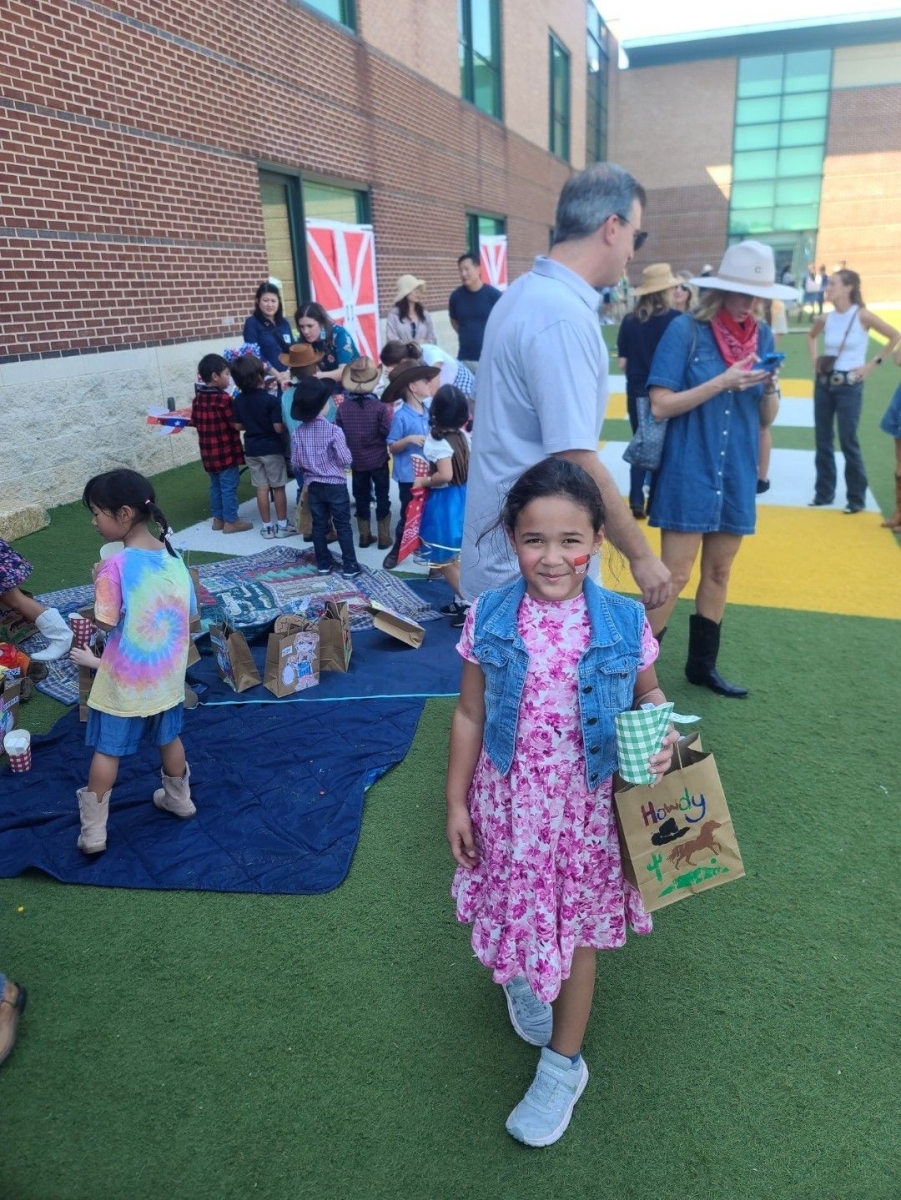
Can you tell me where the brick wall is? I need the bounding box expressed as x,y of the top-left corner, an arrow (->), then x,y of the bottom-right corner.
0,0 -> 574,363
610,58 -> 736,280
818,85 -> 901,304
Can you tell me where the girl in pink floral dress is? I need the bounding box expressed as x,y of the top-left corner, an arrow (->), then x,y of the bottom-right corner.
446,459 -> 677,1148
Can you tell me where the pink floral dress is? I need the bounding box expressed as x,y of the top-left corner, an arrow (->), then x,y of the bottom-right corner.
452,590 -> 658,1003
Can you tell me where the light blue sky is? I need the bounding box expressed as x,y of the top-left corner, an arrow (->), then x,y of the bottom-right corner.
606,2 -> 901,41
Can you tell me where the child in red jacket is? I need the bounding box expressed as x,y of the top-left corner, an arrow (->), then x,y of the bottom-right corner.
191,354 -> 251,534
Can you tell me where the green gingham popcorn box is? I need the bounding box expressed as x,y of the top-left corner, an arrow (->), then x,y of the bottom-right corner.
614,703 -> 699,785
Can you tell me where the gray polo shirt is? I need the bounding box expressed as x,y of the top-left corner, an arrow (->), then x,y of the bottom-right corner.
460,256 -> 607,599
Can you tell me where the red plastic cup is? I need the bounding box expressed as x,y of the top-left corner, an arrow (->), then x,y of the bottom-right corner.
68,613 -> 94,650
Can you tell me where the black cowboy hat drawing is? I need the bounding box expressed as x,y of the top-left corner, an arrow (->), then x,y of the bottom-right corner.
651,818 -> 690,846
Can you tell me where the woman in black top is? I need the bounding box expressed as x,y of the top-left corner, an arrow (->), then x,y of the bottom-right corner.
617,263 -> 682,517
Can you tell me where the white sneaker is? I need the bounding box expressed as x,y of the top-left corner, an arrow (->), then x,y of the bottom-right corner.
503,976 -> 552,1046
505,1048 -> 589,1147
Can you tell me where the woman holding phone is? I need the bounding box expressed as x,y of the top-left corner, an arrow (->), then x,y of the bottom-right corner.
644,240 -> 795,698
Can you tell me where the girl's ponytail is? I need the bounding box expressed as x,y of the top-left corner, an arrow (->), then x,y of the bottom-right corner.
146,499 -> 178,557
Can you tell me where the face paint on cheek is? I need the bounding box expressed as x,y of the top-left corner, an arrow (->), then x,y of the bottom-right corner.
571,554 -> 590,576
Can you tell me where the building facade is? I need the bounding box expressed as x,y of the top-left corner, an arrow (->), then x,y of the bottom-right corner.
611,15 -> 901,298
0,0 -> 612,531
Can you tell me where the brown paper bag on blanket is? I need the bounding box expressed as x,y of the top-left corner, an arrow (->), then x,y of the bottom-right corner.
264,615 -> 320,696
318,601 -> 352,672
209,621 -> 260,693
614,733 -> 744,913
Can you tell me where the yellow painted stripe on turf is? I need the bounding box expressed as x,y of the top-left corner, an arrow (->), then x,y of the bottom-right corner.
608,379 -> 811,417
605,506 -> 901,619
607,392 -> 627,420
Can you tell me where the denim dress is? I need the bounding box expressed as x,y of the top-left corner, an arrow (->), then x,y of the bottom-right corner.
646,314 -> 774,535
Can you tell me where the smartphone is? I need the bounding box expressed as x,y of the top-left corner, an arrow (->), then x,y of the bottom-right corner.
756,352 -> 785,372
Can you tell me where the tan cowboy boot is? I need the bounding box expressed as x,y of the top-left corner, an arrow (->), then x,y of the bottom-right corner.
357,518 -> 374,548
76,787 -> 111,854
377,515 -> 392,549
152,763 -> 196,818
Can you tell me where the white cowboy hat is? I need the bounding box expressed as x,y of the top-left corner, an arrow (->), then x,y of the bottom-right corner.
689,241 -> 797,301
394,274 -> 426,304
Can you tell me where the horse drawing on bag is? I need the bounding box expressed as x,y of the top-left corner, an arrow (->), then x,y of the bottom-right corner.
667,819 -> 723,870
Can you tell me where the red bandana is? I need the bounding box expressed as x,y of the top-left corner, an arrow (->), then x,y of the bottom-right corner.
710,308 -> 759,366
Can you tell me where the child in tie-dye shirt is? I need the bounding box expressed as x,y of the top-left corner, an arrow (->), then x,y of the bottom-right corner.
68,469 -> 198,855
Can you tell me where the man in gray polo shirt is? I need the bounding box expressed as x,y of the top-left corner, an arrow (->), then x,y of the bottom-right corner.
460,162 -> 671,609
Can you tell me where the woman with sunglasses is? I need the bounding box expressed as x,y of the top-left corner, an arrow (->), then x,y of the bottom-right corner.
671,272 -> 694,314
807,269 -> 899,513
644,240 -> 796,697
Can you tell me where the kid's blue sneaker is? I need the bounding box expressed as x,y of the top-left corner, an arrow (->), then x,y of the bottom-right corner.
503,976 -> 552,1047
505,1047 -> 589,1147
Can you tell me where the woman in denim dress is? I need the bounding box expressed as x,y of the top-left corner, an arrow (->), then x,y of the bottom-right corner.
645,241 -> 796,698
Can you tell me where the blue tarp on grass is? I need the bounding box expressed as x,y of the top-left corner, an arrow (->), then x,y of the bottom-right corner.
0,699 -> 425,895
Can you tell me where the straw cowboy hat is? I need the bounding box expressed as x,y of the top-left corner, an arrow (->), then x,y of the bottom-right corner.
634,262 -> 681,296
688,241 -> 798,301
394,274 -> 426,304
380,358 -> 440,405
341,356 -> 381,394
278,343 -> 324,369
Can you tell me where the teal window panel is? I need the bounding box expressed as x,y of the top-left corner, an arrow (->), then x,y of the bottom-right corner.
775,176 -> 822,206
779,118 -> 828,148
737,54 -> 784,98
302,0 -> 355,27
459,0 -> 502,118
732,149 -> 778,181
549,33 -> 571,161
730,180 -> 776,209
736,95 -> 781,124
729,207 -> 776,235
734,123 -> 780,151
783,49 -> 831,94
773,203 -> 820,230
781,91 -> 829,121
471,0 -> 496,58
777,147 -> 825,176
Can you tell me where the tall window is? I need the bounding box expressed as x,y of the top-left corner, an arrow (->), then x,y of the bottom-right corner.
458,0 -> 502,119
297,0 -> 355,29
549,33 -> 571,162
729,49 -> 832,238
586,3 -> 610,163
258,172 -> 368,317
466,212 -> 505,257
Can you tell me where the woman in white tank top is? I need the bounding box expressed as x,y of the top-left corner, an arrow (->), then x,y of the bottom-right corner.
807,269 -> 899,512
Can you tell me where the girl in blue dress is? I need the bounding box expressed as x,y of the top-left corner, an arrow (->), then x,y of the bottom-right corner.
416,386 -> 470,622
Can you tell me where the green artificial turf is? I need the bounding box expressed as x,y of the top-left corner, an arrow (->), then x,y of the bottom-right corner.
2,344 -> 900,1198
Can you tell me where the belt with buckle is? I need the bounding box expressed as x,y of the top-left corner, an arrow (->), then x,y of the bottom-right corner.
819,369 -> 859,387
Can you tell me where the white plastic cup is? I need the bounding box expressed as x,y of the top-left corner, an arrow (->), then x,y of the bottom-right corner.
3,729 -> 31,773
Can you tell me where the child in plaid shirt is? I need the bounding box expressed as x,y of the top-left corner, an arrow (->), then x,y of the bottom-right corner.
444,459 -> 677,1149
191,354 -> 251,534
290,378 -> 362,578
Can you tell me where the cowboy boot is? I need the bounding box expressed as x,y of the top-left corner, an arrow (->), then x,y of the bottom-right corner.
880,475 -> 901,529
76,786 -> 111,854
152,763 -> 196,818
357,518 -> 374,548
377,515 -> 393,549
30,608 -> 73,661
685,613 -> 748,698
297,489 -> 313,542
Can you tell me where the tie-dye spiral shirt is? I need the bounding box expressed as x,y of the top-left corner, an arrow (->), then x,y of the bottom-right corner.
88,548 -> 196,718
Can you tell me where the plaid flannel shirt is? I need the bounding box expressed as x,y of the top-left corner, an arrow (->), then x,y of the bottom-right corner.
291,416 -> 352,485
191,385 -> 244,473
335,392 -> 392,470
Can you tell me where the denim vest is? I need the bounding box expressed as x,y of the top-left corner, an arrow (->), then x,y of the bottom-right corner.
471,577 -> 645,792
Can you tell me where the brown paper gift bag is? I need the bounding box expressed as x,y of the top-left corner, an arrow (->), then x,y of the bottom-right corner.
365,601 -> 425,649
614,733 -> 744,913
264,615 -> 320,696
319,600 -> 352,672
209,621 -> 261,693
0,676 -> 22,736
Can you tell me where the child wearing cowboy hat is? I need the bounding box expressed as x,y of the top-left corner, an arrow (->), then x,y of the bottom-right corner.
335,357 -> 394,549
380,358 -> 440,569
280,342 -> 337,542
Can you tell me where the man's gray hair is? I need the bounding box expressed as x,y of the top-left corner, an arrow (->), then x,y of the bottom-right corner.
553,163 -> 646,245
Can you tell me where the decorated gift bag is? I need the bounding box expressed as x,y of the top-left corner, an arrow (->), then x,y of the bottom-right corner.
318,601 -> 352,673
264,615 -> 320,696
209,621 -> 261,693
614,732 -> 744,913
